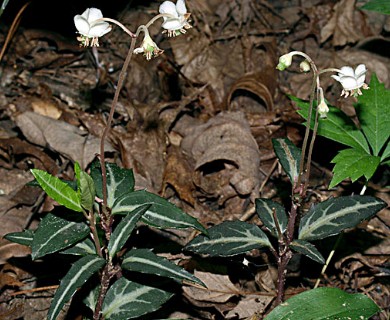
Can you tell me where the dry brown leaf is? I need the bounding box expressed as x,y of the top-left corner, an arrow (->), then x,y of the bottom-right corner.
225,294 -> 273,319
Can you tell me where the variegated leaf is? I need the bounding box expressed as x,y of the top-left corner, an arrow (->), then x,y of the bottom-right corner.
102,278 -> 172,320
290,239 -> 324,264
255,198 -> 288,237
74,162 -> 95,212
185,221 -> 272,257
272,138 -> 301,185
112,190 -> 207,234
122,249 -> 205,286
47,255 -> 105,320
108,204 -> 149,259
299,195 -> 386,241
32,213 -> 89,260
60,238 -> 96,256
5,229 -> 34,246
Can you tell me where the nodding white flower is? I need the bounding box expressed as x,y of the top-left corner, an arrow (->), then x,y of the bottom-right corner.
300,60 -> 311,73
134,34 -> 164,60
317,99 -> 329,119
276,53 -> 293,71
331,64 -> 369,98
74,8 -> 112,47
159,0 -> 192,37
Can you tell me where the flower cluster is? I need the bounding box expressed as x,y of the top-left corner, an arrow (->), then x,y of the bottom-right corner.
159,0 -> 192,37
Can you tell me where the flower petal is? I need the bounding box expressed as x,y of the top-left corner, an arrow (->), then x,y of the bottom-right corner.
162,19 -> 184,30
85,8 -> 104,23
176,0 -> 187,15
339,66 -> 355,77
74,15 -> 90,36
89,22 -> 111,37
354,64 -> 367,77
159,1 -> 179,18
339,76 -> 358,90
331,75 -> 341,82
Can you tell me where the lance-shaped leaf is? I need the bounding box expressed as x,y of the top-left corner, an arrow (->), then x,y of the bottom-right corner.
47,255 -> 105,320
362,0 -> 390,15
264,287 -> 380,320
90,161 -> 135,208
122,248 -> 205,287
299,195 -> 386,241
290,239 -> 324,264
60,238 -> 96,256
329,148 -> 381,188
185,221 -> 272,257
74,162 -> 95,212
102,278 -> 173,320
356,74 -> 390,157
112,190 -> 207,234
293,96 -> 370,153
255,198 -> 288,237
5,230 -> 34,246
272,138 -> 301,185
108,204 -> 150,259
31,169 -> 82,212
31,213 -> 89,260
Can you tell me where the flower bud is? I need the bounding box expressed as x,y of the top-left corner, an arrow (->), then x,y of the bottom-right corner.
276,53 -> 293,71
300,60 -> 311,72
318,99 -> 329,119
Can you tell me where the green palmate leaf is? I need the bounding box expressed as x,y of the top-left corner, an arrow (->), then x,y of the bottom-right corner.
74,162 -> 95,212
31,213 -> 89,260
5,230 -> 34,246
292,96 -> 370,153
272,138 -> 301,185
108,204 -> 150,259
90,161 -> 135,208
329,148 -> 381,188
290,239 -> 325,264
102,278 -> 173,320
185,221 -> 272,257
298,195 -> 386,241
60,238 -> 96,256
112,190 -> 207,234
255,198 -> 288,237
362,0 -> 390,15
355,73 -> 390,157
264,287 -> 380,320
47,255 -> 105,320
122,248 -> 205,287
31,169 -> 82,212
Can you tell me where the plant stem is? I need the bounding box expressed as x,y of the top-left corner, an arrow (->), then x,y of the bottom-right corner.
93,262 -> 117,320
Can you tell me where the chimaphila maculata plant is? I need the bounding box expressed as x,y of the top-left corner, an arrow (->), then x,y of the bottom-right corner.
5,1 -> 207,320
185,50 -> 387,319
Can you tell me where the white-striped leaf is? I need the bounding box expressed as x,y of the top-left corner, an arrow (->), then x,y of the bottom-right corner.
47,255 -> 105,320
298,195 -> 386,241
112,190 -> 207,234
255,198 -> 288,237
102,278 -> 173,319
108,204 -> 150,259
31,213 -> 89,260
90,161 -> 135,208
185,221 -> 272,257
31,169 -> 82,212
5,229 -> 34,246
290,239 -> 325,264
122,248 -> 205,286
74,162 -> 95,212
272,138 -> 301,185
60,238 -> 96,256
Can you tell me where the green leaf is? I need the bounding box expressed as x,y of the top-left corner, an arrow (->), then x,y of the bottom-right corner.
112,190 -> 207,234
290,239 -> 325,264
329,148 -> 381,188
381,141 -> 390,162
272,138 -> 301,185
90,161 -> 135,208
60,238 -> 96,256
361,0 -> 390,15
298,195 -> 386,241
122,248 -> 205,287
74,162 -> 95,212
185,221 -> 272,257
0,0 -> 10,18
108,204 -> 149,259
102,278 -> 173,320
255,198 -> 288,237
4,230 -> 34,246
31,213 -> 89,260
30,169 -> 82,212
47,255 -> 105,320
292,96 -> 370,153
264,287 -> 380,320
355,73 -> 390,156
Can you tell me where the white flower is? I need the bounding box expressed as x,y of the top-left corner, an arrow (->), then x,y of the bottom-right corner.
331,64 -> 369,98
134,34 -> 164,60
300,60 -> 311,73
276,53 -> 293,71
159,0 -> 192,37
74,8 -> 112,46
317,99 -> 329,119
